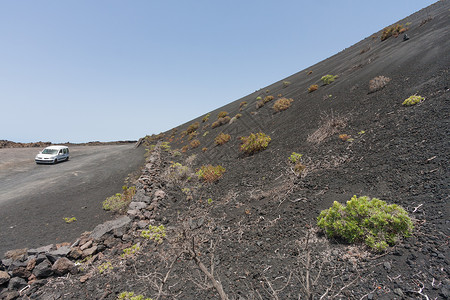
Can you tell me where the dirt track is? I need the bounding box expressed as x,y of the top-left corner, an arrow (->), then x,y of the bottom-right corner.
0,145 -> 145,256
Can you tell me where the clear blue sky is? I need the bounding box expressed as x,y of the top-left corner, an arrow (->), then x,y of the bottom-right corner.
0,0 -> 437,143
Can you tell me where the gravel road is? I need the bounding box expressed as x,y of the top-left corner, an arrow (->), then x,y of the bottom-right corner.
0,145 -> 145,256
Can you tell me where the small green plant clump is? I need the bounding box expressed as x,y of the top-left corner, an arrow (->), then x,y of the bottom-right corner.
141,225 -> 166,244
167,162 -> 189,181
240,132 -> 271,155
215,132 -> 231,145
273,98 -> 294,112
196,165 -> 226,182
63,217 -> 77,223
317,195 -> 414,251
121,244 -> 140,258
283,81 -> 291,88
321,75 -> 338,85
202,113 -> 210,123
102,186 -> 136,213
402,95 -> 424,106
117,291 -> 152,300
98,261 -> 112,274
288,152 -> 305,175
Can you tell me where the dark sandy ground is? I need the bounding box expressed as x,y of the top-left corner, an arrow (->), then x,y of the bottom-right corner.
2,1 -> 449,299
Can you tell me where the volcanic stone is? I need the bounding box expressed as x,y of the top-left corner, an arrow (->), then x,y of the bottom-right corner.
0,271 -> 10,285
33,260 -> 53,278
52,257 -> 76,276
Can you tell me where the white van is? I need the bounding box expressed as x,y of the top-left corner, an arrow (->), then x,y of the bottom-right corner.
35,146 -> 70,164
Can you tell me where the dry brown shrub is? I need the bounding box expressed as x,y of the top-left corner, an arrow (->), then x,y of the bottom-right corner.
256,100 -> 264,109
308,84 -> 318,93
369,76 -> 391,93
307,114 -> 348,144
190,139 -> 200,148
215,132 -> 231,145
211,116 -> 231,129
273,98 -> 294,112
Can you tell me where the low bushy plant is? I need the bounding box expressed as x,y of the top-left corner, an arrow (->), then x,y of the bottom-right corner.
273,98 -> 294,112
215,132 -> 231,145
234,113 -> 242,119
63,217 -> 77,223
202,113 -> 210,123
317,195 -> 414,251
308,84 -> 318,93
187,122 -> 199,134
283,81 -> 291,88
402,94 -> 424,106
240,132 -> 271,155
256,100 -> 265,109
166,162 -> 190,181
289,152 -> 303,164
239,101 -> 247,111
121,243 -> 140,258
263,95 -> 274,103
141,225 -> 166,244
211,116 -> 231,128
217,111 -> 229,119
196,165 -> 226,182
102,186 -> 136,213
118,291 -> 152,300
369,76 -> 391,93
381,24 -> 406,41
190,139 -> 200,148
289,152 -> 305,175
321,75 -> 337,85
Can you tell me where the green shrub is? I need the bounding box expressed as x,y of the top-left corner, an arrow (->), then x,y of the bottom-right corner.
63,217 -> 77,223
141,225 -> 166,244
118,291 -> 152,300
402,95 -> 424,106
215,132 -> 231,145
283,81 -> 291,88
321,75 -> 337,85
317,195 -> 414,251
187,122 -> 199,134
256,96 -> 262,101
196,165 -> 226,182
98,261 -> 112,274
289,152 -> 303,164
273,98 -> 294,112
202,113 -> 210,123
121,243 -> 140,258
102,186 -> 136,213
240,132 -> 271,155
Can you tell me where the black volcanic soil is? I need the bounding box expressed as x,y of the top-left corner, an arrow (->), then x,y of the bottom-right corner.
3,1 -> 449,299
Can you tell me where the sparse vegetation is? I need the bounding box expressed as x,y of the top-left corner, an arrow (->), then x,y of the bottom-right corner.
141,225 -> 166,244
288,152 -> 305,175
239,101 -> 247,111
98,261 -> 112,274
381,23 -> 407,41
263,95 -> 274,103
317,195 -> 414,251
215,132 -> 231,145
256,100 -> 265,109
288,152 -> 303,164
121,243 -> 140,258
240,132 -> 271,155
217,111 -> 229,119
202,113 -> 210,123
234,113 -> 242,119
308,84 -> 318,93
190,139 -> 200,148
102,186 -> 136,213
211,116 -> 231,128
339,134 -> 350,141
196,165 -> 226,183
321,75 -> 338,85
118,291 -> 152,300
63,217 -> 77,223
402,94 -> 424,106
187,122 -> 199,134
273,98 -> 294,112
166,162 -> 190,182
369,76 -> 391,93
307,114 -> 348,144
283,81 -> 291,88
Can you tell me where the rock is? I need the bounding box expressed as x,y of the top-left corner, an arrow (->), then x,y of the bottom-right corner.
7,277 -> 27,290
3,249 -> 27,261
103,237 -> 118,249
113,228 -> 124,238
48,246 -> 71,257
129,202 -> 147,210
1,259 -> 12,268
79,240 -> 93,251
89,216 -> 131,241
154,190 -> 166,199
68,248 -> 83,260
393,288 -> 403,297
52,258 -> 76,276
0,271 -> 10,285
137,220 -> 149,229
10,266 -> 31,279
82,246 -> 98,257
127,210 -> 140,218
0,290 -> 19,300
383,262 -> 391,271
367,293 -> 374,300
33,260 -> 53,278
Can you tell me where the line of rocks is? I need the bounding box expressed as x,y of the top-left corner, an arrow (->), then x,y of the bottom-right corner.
0,145 -> 165,300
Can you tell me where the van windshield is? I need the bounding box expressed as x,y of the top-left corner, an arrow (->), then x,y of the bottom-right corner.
42,149 -> 58,155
